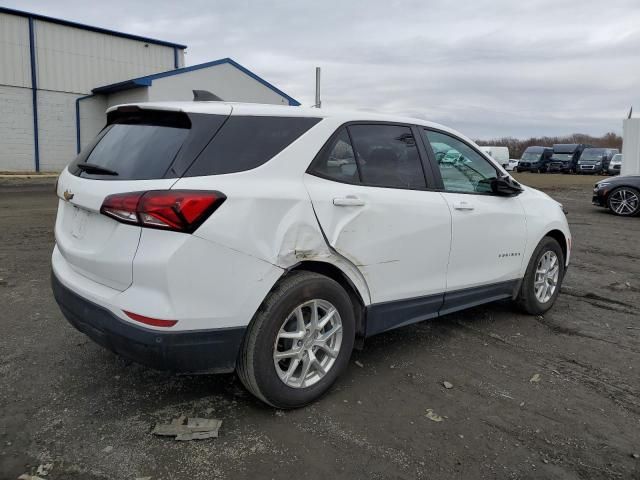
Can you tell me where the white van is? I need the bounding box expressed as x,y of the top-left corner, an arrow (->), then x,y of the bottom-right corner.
480,146 -> 510,169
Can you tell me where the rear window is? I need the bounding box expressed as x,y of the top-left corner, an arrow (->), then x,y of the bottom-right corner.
184,116 -> 321,177
80,124 -> 188,179
69,109 -> 225,181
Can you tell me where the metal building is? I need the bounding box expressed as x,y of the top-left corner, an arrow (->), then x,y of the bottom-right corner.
0,7 -> 299,173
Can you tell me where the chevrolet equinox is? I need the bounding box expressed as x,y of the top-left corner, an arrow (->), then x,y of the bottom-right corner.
52,102 -> 571,408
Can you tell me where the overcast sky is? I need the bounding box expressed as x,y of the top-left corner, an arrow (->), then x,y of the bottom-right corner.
5,0 -> 640,138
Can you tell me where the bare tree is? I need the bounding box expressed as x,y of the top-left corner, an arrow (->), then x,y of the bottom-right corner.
476,132 -> 622,158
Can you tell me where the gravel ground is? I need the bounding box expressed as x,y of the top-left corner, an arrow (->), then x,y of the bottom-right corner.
1,175 -> 639,480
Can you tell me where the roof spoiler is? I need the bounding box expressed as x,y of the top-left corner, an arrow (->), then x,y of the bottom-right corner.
193,90 -> 224,102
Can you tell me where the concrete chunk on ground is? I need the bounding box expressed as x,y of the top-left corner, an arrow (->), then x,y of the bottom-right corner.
152,416 -> 222,441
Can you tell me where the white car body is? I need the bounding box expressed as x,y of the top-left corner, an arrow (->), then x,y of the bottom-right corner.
52,101 -> 571,398
505,159 -> 519,171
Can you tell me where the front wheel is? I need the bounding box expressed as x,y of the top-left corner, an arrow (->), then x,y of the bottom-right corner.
516,237 -> 565,315
237,271 -> 355,408
607,187 -> 640,216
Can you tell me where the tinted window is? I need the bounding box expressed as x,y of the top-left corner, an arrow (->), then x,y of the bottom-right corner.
348,125 -> 426,189
86,124 -> 188,178
310,128 -> 360,183
185,116 -> 321,176
69,110 -> 193,180
423,130 -> 498,194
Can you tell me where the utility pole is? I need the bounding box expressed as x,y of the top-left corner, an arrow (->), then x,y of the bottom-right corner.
315,67 -> 321,108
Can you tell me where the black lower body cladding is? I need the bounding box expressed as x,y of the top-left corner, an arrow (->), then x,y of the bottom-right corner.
51,272 -> 245,374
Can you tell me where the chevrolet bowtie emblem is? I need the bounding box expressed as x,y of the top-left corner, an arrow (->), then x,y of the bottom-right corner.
63,190 -> 74,201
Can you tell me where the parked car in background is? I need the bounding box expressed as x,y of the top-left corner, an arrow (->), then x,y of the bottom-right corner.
51,101 -> 571,408
504,159 -> 519,171
608,153 -> 623,175
548,144 -> 591,173
517,146 -> 553,173
480,146 -> 510,169
593,175 -> 640,216
577,148 -> 619,174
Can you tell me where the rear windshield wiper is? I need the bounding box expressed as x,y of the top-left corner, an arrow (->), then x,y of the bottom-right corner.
76,162 -> 119,176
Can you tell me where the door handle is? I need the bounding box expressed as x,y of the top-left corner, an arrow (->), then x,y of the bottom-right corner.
333,195 -> 365,207
452,201 -> 474,211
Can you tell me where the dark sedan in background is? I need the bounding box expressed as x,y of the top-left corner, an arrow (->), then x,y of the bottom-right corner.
593,175 -> 640,216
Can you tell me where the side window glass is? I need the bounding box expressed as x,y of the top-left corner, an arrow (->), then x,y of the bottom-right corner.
423,130 -> 498,194
348,125 -> 426,189
310,128 -> 360,184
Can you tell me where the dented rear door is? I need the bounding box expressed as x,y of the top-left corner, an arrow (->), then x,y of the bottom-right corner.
303,124 -> 451,306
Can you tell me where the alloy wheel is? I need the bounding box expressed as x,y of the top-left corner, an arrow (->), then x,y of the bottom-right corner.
534,251 -> 559,303
609,188 -> 640,216
273,299 -> 343,388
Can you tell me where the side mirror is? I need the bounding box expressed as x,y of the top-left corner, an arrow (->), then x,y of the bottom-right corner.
492,175 -> 523,196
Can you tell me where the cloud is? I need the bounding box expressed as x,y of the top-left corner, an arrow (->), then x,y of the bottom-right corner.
7,0 -> 640,138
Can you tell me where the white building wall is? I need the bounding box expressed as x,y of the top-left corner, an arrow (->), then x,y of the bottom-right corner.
0,13 -> 31,88
37,90 -> 79,171
176,49 -> 185,68
621,118 -> 640,176
78,95 -> 107,150
147,63 -> 290,105
78,89 -> 149,151
34,20 -> 178,94
0,85 -> 35,171
105,88 -> 149,109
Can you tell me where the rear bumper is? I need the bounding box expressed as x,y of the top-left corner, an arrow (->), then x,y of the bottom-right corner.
52,271 -> 245,373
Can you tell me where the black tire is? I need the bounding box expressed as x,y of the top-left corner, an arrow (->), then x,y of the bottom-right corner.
237,271 -> 355,408
516,236 -> 565,315
607,186 -> 640,217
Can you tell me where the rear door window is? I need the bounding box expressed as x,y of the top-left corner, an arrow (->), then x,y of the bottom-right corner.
348,124 -> 426,189
185,116 -> 321,177
309,128 -> 360,184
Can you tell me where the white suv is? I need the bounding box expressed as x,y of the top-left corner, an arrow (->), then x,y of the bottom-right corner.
52,102 -> 571,408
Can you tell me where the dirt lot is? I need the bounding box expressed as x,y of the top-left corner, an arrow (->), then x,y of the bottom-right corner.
1,174 -> 639,480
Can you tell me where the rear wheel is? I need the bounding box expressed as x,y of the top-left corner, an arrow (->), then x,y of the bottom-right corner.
607,187 -> 640,216
237,271 -> 355,408
517,237 -> 565,315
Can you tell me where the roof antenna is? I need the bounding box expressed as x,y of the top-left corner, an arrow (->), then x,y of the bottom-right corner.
193,90 -> 223,102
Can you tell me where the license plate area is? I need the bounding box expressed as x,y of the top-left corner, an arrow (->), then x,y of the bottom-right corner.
71,205 -> 91,240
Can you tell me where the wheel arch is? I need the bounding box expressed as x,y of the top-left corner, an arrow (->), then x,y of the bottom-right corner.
538,229 -> 569,266
286,261 -> 366,338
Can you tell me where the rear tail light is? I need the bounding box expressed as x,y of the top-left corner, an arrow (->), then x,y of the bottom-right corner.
101,190 -> 225,233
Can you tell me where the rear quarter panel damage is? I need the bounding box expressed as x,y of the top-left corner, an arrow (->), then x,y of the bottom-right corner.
172,174 -> 372,306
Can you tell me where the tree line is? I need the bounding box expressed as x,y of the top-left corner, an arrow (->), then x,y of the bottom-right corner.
476,132 -> 622,159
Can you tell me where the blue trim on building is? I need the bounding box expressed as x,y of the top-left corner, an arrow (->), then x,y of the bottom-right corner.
28,17 -> 40,172
75,95 -> 95,154
91,58 -> 301,106
0,6 -> 187,49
